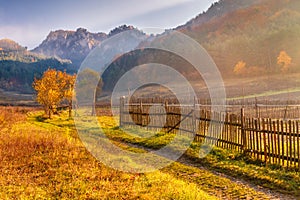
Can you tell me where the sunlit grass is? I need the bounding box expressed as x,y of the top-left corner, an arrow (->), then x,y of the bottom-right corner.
98,116 -> 300,197
0,107 -> 216,199
186,143 -> 300,195
1,107 -> 298,199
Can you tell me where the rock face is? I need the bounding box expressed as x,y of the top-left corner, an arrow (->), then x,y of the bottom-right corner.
32,25 -> 139,67
32,25 -> 145,68
108,25 -> 136,37
32,28 -> 107,67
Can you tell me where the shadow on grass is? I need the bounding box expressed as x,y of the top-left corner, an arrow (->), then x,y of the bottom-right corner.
35,115 -> 47,122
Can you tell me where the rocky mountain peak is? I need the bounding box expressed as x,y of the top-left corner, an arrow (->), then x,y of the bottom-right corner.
32,28 -> 108,67
32,25 -> 143,67
108,25 -> 136,37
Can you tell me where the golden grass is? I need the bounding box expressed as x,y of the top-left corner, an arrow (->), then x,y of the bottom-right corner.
0,107 -> 216,199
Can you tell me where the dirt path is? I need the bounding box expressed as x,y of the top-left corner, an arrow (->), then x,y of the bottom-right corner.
177,156 -> 296,200
122,141 -> 296,200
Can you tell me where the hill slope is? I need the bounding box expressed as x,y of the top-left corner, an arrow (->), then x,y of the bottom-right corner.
177,0 -> 300,77
0,39 -> 74,93
177,0 -> 264,30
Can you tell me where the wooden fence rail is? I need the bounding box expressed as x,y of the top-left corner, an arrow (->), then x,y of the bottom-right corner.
119,97 -> 300,169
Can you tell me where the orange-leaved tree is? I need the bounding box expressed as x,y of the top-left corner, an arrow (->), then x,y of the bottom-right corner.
277,51 -> 292,73
33,69 -> 76,118
233,61 -> 247,75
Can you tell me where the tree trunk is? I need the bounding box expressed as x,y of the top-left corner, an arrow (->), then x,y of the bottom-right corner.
48,106 -> 52,119
68,102 -> 72,118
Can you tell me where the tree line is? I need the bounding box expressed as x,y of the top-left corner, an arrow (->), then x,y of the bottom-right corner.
0,59 -> 75,93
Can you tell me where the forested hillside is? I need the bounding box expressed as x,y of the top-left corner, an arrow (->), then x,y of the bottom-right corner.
0,39 -> 74,93
177,0 -> 300,77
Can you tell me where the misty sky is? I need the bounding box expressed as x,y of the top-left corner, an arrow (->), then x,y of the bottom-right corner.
0,0 -> 217,49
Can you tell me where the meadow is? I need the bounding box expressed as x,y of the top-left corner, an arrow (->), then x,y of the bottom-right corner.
0,106 -> 299,199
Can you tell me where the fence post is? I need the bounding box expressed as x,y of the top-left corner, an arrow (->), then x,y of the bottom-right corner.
119,96 -> 125,128
255,97 -> 259,118
140,99 -> 143,126
165,100 -> 168,131
241,108 -> 246,151
192,97 -> 196,135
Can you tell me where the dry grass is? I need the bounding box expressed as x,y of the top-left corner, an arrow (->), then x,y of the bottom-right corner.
2,107 -> 296,199
0,107 -> 215,199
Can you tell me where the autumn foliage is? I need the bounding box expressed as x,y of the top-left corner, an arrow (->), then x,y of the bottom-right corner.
277,51 -> 292,73
233,61 -> 246,75
33,69 -> 75,118
233,50 -> 293,76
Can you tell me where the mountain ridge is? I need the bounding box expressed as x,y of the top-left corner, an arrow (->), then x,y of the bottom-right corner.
32,27 -> 107,67
176,0 -> 264,30
32,25 -> 141,67
0,39 -> 26,51
0,38 -> 71,64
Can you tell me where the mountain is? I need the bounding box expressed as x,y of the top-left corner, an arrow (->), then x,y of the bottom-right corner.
176,0 -> 300,77
32,28 -> 106,67
32,25 -> 138,67
0,39 -> 74,93
0,39 -> 26,51
0,25 -> 144,94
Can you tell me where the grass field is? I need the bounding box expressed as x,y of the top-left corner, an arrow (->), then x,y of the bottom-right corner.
99,116 -> 300,196
0,107 -> 299,199
0,107 -> 217,199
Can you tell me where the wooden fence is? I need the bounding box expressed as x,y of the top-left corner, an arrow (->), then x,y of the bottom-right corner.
119,97 -> 300,169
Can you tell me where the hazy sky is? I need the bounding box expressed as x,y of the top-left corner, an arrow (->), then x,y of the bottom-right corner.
0,0 -> 217,49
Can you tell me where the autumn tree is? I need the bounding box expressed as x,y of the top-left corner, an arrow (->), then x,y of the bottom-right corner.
277,51 -> 292,73
33,69 -> 75,118
233,61 -> 246,75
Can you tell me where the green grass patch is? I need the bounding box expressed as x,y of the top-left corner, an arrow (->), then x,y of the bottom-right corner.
185,143 -> 300,196
98,116 -> 300,197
